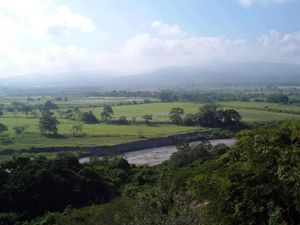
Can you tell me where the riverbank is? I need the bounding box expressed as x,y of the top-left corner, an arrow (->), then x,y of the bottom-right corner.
80,138 -> 236,165
0,130 -> 232,156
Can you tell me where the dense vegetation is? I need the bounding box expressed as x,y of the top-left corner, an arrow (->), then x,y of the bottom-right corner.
1,120 -> 300,224
168,104 -> 241,127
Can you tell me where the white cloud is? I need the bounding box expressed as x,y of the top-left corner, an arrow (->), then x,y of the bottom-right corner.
0,0 -> 96,76
237,0 -> 296,7
0,9 -> 299,77
0,0 -> 95,38
89,29 -> 300,73
257,30 -> 300,61
151,21 -> 186,37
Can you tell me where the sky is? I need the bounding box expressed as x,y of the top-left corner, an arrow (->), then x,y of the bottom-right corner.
0,0 -> 300,77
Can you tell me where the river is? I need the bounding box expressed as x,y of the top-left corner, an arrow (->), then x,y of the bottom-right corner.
79,138 -> 236,166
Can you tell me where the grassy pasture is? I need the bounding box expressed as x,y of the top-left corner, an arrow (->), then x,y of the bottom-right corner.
0,97 -> 300,151
82,102 -> 201,121
0,116 -> 203,150
222,101 -> 300,114
82,102 -> 300,122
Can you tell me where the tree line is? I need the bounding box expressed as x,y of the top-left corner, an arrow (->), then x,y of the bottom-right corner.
169,103 -> 241,127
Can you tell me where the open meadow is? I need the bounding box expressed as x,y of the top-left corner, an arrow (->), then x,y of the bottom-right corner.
0,96 -> 300,153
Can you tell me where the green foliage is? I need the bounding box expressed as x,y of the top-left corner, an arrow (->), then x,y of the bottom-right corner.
42,100 -> 58,110
169,142 -> 213,167
190,122 -> 300,225
158,90 -> 178,102
0,156 -> 117,221
0,123 -> 8,133
169,107 -> 184,124
0,134 -> 13,145
266,94 -> 289,104
101,105 -> 114,122
39,110 -> 59,135
195,103 -> 221,127
6,122 -> 300,225
183,113 -> 196,126
195,103 -> 241,127
72,124 -> 83,137
81,111 -> 98,124
142,114 -> 153,125
218,109 -> 241,126
0,212 -> 20,225
115,116 -> 129,125
13,126 -> 26,135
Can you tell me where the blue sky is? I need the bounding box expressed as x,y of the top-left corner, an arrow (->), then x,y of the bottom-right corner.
0,0 -> 299,76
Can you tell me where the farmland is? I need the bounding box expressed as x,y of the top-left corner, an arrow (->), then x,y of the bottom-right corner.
0,95 -> 299,153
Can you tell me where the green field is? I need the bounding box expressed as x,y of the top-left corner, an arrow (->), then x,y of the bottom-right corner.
0,97 -> 300,152
0,117 -> 201,150
222,101 -> 300,114
82,102 -> 201,121
84,102 -> 300,122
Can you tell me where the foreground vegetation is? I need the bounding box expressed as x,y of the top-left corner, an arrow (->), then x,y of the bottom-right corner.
1,119 -> 300,224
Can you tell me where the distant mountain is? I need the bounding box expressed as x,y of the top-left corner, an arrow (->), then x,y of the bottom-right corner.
1,62 -> 300,89
121,62 -> 300,87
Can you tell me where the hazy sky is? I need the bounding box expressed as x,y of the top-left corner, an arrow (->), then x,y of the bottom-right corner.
0,0 -> 300,77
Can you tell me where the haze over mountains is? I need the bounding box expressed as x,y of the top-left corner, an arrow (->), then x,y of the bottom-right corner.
1,62 -> 300,89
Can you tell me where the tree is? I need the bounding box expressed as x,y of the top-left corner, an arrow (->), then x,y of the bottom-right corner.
101,105 -> 114,122
72,125 -> 83,137
115,116 -> 129,125
0,104 -> 4,116
65,109 -> 76,120
219,109 -> 241,126
0,123 -> 8,133
13,126 -> 26,135
20,105 -> 32,116
142,114 -> 153,125
42,100 -> 58,110
158,91 -> 177,102
195,104 -> 241,128
73,107 -> 81,120
183,113 -> 196,126
266,94 -> 289,104
0,156 -> 116,220
195,103 -> 221,127
169,108 -> 184,124
39,110 -> 59,135
81,111 -> 98,124
30,111 -> 39,118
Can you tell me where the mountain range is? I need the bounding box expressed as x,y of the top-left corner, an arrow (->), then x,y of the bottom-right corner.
1,62 -> 300,89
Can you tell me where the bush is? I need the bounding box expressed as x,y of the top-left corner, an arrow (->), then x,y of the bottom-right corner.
183,113 -> 196,126
115,116 -> 129,125
266,94 -> 289,104
81,111 -> 98,124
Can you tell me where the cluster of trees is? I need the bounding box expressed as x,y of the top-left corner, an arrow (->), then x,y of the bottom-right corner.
85,89 -> 255,103
0,100 -> 59,118
80,106 -> 154,125
169,104 -> 241,127
0,155 -> 118,223
5,121 -> 300,224
0,123 -> 8,134
86,90 -> 153,98
5,101 -> 33,117
266,93 -> 289,104
39,110 -> 60,135
41,100 -> 58,111
80,105 -> 115,124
